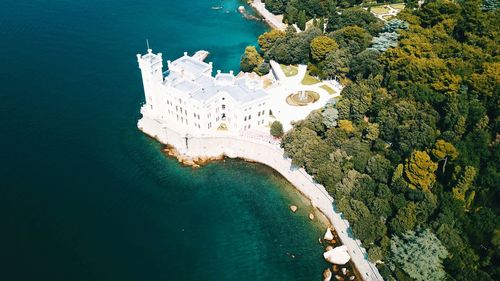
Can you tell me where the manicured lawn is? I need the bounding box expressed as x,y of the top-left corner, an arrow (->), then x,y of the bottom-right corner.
371,5 -> 390,15
320,84 -> 335,94
382,15 -> 394,21
390,3 -> 406,10
301,72 -> 320,85
280,64 -> 298,77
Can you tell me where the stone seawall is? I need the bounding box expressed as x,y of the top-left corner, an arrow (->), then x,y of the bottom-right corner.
138,116 -> 384,281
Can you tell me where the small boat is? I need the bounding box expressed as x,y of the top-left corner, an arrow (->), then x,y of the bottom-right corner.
211,6 -> 223,10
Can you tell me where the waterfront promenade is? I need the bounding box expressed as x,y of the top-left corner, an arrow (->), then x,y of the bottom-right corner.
250,0 -> 286,30
138,117 -> 384,281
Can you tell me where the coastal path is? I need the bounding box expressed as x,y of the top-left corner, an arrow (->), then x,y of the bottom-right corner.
250,0 -> 286,31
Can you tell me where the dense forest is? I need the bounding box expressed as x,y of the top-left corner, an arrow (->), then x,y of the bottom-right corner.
264,0 -> 419,29
242,0 -> 499,280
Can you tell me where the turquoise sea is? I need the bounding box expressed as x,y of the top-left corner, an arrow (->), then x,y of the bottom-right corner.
0,0 -> 328,280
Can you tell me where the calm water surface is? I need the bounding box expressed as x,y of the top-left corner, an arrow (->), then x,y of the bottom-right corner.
0,0 -> 327,280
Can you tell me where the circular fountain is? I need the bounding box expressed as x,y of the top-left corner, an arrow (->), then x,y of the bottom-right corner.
286,90 -> 320,106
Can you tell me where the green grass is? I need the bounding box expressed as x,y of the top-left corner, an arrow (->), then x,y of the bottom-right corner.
371,5 -> 390,15
382,15 -> 394,21
320,84 -> 335,94
301,72 -> 320,85
280,64 -> 298,77
390,3 -> 406,10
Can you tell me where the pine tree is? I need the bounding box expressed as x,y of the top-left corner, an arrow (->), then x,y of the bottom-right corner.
388,229 -> 448,281
297,10 -> 307,31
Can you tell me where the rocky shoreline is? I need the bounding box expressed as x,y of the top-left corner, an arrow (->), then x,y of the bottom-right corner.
162,143 -> 360,281
163,145 -> 224,168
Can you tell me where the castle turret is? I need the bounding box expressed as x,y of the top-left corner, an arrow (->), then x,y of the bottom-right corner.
137,49 -> 163,115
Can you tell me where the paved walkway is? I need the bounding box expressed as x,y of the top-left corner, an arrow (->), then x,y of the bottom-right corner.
250,0 -> 287,30
138,116 -> 383,281
367,5 -> 403,21
267,61 -> 340,131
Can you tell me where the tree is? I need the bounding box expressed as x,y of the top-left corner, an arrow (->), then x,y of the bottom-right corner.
404,150 -> 438,192
310,35 -> 338,62
258,29 -> 285,53
337,120 -> 355,133
366,154 -> 392,183
330,26 -> 373,55
452,166 -> 476,208
240,46 -> 263,73
326,7 -> 379,32
363,122 -> 380,141
349,49 -> 382,80
431,139 -> 458,173
256,62 -> 270,75
270,120 -> 284,138
281,126 -> 331,171
297,10 -> 307,31
319,49 -> 351,79
389,202 -> 417,235
321,99 -> 339,128
388,229 -> 448,281
368,246 -> 383,263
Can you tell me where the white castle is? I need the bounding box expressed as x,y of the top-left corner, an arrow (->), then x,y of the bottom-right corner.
137,48 -> 272,134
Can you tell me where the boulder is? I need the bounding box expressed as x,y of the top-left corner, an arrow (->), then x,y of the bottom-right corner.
324,227 -> 334,241
290,205 -> 298,212
323,268 -> 332,281
323,245 -> 351,265
309,213 -> 315,220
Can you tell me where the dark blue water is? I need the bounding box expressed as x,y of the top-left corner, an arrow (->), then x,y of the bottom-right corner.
0,0 -> 327,280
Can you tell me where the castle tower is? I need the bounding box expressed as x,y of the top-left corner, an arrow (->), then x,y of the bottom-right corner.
137,49 -> 163,114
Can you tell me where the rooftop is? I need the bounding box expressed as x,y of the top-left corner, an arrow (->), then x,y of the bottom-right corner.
164,52 -> 268,104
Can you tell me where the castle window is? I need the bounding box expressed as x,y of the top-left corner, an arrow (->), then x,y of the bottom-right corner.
258,112 -> 261,117
248,115 -> 251,120
244,116 -> 247,121
222,104 -> 225,110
